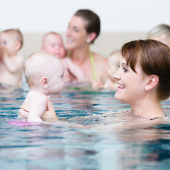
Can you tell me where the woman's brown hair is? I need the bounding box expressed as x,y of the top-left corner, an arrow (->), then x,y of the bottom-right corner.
74,9 -> 100,43
121,39 -> 170,100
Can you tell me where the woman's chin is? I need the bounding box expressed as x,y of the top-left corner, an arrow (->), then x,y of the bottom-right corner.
114,93 -> 124,103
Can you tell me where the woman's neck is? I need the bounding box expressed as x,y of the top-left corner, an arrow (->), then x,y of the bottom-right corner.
70,46 -> 90,65
130,97 -> 164,118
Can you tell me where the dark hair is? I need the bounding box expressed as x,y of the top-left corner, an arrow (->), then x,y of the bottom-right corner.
74,9 -> 100,43
121,39 -> 170,100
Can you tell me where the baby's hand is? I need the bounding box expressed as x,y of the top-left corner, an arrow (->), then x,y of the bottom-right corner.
1,47 -> 11,58
18,105 -> 29,119
92,80 -> 103,89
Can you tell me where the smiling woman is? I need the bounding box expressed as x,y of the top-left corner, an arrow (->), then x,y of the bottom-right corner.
113,39 -> 170,119
18,39 -> 170,129
65,9 -> 108,84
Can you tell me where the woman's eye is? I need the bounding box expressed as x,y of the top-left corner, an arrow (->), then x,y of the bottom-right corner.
74,28 -> 79,32
123,68 -> 128,72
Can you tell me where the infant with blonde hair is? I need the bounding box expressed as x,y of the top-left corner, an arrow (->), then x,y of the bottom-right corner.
22,52 -> 64,122
41,32 -> 86,83
147,24 -> 170,47
0,29 -> 24,86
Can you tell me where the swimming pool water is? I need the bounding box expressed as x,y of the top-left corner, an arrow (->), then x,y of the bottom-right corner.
0,85 -> 170,170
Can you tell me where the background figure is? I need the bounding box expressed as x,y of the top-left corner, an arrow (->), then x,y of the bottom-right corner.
41,32 -> 86,83
147,24 -> 170,47
21,52 -> 64,122
66,9 -> 108,84
92,50 -> 121,89
0,29 -> 24,86
104,50 -> 121,89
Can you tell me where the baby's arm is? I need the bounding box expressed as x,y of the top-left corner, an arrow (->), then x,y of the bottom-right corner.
2,48 -> 24,73
28,95 -> 47,122
63,58 -> 86,82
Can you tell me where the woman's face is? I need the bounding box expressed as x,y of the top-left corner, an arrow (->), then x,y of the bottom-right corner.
66,15 -> 89,50
113,56 -> 149,105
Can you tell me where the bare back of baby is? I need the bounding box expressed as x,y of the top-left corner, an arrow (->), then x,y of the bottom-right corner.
23,90 -> 48,122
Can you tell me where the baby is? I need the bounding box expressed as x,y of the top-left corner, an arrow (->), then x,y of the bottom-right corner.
22,52 -> 64,122
92,50 -> 121,90
41,32 -> 86,83
147,24 -> 170,47
0,29 -> 24,86
103,50 -> 121,89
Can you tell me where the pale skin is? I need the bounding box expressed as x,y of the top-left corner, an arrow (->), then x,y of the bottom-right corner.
22,53 -> 65,122
41,33 -> 86,83
0,32 -> 24,86
23,91 -> 49,122
66,15 -> 108,83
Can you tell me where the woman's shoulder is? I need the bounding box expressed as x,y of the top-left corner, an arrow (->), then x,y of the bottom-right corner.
92,52 -> 107,66
93,52 -> 106,60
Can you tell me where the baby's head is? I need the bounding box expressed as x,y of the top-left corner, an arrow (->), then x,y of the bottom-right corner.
41,32 -> 65,59
147,24 -> 170,47
24,52 -> 65,95
0,29 -> 23,55
107,50 -> 121,80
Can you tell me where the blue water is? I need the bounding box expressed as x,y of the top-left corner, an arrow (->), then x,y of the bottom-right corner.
0,85 -> 170,170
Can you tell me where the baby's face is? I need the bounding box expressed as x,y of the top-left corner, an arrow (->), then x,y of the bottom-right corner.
0,33 -> 19,55
48,62 -> 65,94
43,34 -> 65,58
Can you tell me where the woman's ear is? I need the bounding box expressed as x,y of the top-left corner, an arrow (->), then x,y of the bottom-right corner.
145,75 -> 159,91
40,77 -> 49,88
87,32 -> 97,42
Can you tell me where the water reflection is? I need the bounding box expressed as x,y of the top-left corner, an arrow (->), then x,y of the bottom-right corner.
0,86 -> 170,169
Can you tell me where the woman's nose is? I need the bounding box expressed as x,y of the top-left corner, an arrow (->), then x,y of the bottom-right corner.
113,68 -> 121,80
66,28 -> 71,37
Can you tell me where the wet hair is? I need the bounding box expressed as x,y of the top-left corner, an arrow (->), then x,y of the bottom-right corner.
74,9 -> 100,43
147,24 -> 170,39
121,39 -> 170,100
1,29 -> 23,49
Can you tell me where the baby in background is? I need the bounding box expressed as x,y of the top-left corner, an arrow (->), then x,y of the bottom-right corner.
41,32 -> 86,83
0,29 -> 24,86
147,24 -> 170,47
103,50 -> 121,89
92,50 -> 121,90
22,52 -> 64,122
